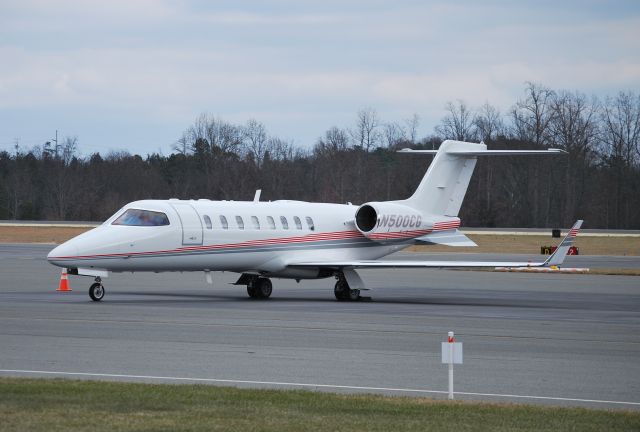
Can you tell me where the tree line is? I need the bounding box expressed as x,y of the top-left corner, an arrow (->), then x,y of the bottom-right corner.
1,83 -> 639,228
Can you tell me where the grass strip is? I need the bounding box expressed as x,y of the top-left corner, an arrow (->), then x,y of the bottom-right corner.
1,377 -> 638,432
407,234 -> 640,256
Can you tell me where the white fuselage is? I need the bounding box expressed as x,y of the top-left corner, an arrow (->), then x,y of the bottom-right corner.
47,199 -> 408,279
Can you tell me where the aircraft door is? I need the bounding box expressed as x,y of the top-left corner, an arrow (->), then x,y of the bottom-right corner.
170,203 -> 203,245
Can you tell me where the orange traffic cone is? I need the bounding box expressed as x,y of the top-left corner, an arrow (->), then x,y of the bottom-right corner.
57,268 -> 72,292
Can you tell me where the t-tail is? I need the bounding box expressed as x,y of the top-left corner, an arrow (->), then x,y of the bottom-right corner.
353,140 -> 565,244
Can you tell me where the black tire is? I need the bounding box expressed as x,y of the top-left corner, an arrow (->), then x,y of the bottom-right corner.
89,283 -> 105,301
256,278 -> 272,299
247,284 -> 259,298
334,280 -> 349,301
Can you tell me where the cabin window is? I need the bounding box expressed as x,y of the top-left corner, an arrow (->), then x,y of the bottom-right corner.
293,216 -> 302,230
236,216 -> 244,229
267,216 -> 276,229
251,216 -> 260,229
112,209 -> 170,226
280,216 -> 289,230
203,215 -> 212,230
306,217 -> 315,231
220,215 -> 228,229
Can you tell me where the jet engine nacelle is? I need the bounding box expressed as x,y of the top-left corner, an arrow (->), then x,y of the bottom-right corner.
354,202 -> 427,240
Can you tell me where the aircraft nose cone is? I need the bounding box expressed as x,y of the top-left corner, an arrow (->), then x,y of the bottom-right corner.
47,241 -> 78,265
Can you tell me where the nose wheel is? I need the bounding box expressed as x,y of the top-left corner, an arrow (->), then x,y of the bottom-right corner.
89,277 -> 105,301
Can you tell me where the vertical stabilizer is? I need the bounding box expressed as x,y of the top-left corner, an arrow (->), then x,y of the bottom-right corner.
404,140 -> 485,217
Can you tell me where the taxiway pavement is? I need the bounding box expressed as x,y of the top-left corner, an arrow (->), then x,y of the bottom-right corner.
1,244 -> 639,410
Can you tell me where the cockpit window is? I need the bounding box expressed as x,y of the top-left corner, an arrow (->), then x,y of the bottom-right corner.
112,209 -> 170,226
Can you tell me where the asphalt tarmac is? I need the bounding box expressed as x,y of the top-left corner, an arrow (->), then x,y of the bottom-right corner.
1,244 -> 639,410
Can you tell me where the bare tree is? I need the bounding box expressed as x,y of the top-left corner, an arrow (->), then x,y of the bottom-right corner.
404,113 -> 420,144
175,114 -> 244,156
218,121 -> 243,154
242,118 -> 268,168
599,91 -> 640,227
313,126 -> 356,202
266,137 -> 295,161
474,102 -> 503,142
187,113 -> 210,153
382,121 -> 406,148
548,90 -> 599,225
549,91 -> 599,154
435,100 -> 476,141
600,91 -> 640,166
206,116 -> 243,154
510,82 -> 556,147
315,126 -> 350,153
61,136 -> 78,165
173,133 -> 190,155
350,107 -> 381,151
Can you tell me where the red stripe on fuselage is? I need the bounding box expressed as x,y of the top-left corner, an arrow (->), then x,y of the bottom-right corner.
49,230 -> 367,260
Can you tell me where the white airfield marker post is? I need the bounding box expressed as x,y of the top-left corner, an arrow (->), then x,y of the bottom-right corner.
441,331 -> 463,400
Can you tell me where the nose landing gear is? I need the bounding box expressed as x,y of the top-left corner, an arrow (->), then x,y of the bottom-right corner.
89,277 -> 105,301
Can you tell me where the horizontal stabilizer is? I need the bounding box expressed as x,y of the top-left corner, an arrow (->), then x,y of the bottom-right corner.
398,148 -> 566,156
396,141 -> 567,219
414,229 -> 477,247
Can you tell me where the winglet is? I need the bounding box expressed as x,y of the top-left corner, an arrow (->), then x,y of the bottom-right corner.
544,220 -> 583,266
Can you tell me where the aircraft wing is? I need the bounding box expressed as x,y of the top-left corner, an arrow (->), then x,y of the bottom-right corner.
288,260 -> 546,269
289,220 -> 582,270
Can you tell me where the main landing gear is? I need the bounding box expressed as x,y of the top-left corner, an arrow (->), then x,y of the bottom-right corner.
334,273 -> 360,301
234,274 -> 272,299
247,277 -> 273,299
89,277 -> 105,301
235,272 -> 362,301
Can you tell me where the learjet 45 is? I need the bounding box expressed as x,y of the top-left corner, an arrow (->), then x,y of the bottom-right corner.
47,140 -> 581,301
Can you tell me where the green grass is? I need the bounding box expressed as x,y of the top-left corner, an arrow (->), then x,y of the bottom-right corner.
1,378 -> 638,431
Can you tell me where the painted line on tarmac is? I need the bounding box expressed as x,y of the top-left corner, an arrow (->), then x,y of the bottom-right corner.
1,369 -> 638,407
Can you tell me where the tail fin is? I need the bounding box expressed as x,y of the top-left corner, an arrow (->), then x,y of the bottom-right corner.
544,220 -> 583,266
399,140 -> 566,217
402,140 -> 485,217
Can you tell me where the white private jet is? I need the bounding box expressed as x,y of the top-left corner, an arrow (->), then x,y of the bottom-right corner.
47,140 -> 582,302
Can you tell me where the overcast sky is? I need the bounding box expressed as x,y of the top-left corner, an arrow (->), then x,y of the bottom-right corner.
1,0 -> 639,156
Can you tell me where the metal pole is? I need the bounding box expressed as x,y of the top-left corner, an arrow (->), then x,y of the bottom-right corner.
448,331 -> 454,400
